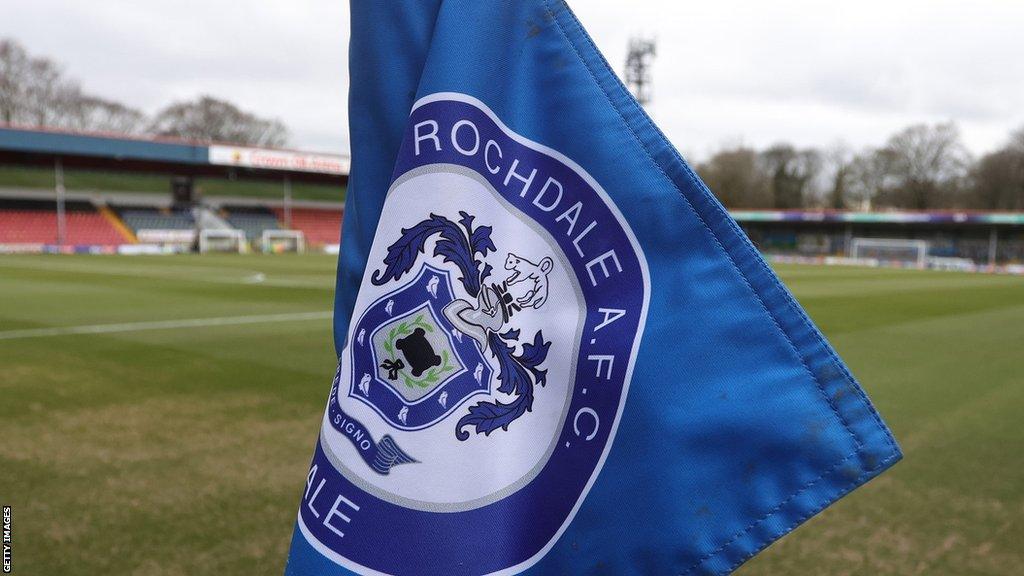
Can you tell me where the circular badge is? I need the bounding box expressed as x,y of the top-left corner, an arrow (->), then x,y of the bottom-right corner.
298,93 -> 649,576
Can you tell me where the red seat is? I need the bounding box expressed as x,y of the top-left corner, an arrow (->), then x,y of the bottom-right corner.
0,208 -> 124,245
272,207 -> 344,245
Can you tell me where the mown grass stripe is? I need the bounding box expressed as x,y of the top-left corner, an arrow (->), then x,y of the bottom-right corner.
0,311 -> 332,341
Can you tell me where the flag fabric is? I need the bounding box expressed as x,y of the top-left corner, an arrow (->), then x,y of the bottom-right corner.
285,1 -> 901,574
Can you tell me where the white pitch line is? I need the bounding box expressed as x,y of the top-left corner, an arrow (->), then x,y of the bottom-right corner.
0,311 -> 333,341
0,260 -> 334,289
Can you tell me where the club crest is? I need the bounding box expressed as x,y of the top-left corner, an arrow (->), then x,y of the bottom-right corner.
349,262 -> 496,432
351,210 -> 558,446
300,93 -> 650,576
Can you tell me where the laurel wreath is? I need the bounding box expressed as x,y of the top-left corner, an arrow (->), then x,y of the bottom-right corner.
381,315 -> 456,388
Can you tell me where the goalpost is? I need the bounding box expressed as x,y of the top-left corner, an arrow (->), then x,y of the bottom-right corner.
199,229 -> 247,254
849,237 -> 929,269
261,229 -> 306,254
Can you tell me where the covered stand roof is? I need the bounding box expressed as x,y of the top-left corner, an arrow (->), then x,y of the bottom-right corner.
0,125 -> 349,185
731,209 -> 1024,227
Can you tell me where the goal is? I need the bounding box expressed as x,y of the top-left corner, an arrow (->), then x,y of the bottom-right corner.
849,237 -> 928,269
262,229 -> 306,254
199,229 -> 247,254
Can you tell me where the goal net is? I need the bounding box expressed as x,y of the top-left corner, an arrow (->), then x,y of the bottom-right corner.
199,229 -> 247,254
262,229 -> 306,254
850,237 -> 928,268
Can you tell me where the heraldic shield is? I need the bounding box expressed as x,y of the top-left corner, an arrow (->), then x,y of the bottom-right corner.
348,264 -> 493,431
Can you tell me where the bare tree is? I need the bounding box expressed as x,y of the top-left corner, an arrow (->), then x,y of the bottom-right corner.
759,143 -> 821,209
0,39 -> 32,124
51,90 -> 148,134
821,143 -> 855,209
970,126 -> 1024,210
881,122 -> 970,209
3,38 -> 283,145
149,95 -> 288,147
0,38 -> 77,127
24,55 -> 68,126
0,38 -> 146,134
1011,126 -> 1024,154
847,148 -> 897,211
697,145 -> 770,208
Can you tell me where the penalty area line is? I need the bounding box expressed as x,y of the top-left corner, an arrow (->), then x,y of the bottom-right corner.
0,311 -> 333,341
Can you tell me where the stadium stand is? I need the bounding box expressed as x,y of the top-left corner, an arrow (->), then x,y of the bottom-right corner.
0,198 -> 125,245
0,125 -> 352,253
3,126 -> 1020,268
735,210 -> 1024,266
116,206 -> 195,233
272,206 -> 342,245
223,205 -> 281,240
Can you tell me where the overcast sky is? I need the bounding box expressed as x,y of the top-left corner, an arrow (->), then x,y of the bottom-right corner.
3,1 -> 1022,160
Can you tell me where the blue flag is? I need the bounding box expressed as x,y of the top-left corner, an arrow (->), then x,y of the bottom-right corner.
285,1 -> 901,574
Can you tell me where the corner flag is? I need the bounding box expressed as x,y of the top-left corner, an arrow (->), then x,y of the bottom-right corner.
285,1 -> 900,574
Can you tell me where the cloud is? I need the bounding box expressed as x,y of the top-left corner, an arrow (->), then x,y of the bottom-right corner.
1,0 -> 349,152
573,0 -> 1024,159
2,0 -> 1022,157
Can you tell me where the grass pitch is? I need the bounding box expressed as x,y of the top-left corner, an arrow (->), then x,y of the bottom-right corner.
0,255 -> 1021,575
